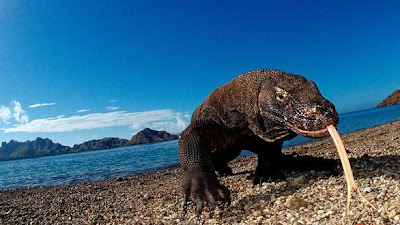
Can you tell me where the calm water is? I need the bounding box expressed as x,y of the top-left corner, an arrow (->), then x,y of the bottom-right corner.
0,104 -> 399,190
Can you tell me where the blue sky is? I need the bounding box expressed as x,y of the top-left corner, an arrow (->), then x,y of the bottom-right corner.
0,0 -> 399,146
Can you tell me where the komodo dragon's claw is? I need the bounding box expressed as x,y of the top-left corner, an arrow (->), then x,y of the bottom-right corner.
182,168 -> 231,216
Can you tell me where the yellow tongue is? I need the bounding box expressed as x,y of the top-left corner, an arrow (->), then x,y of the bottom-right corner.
326,125 -> 376,217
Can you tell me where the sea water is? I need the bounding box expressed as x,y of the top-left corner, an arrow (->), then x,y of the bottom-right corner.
0,104 -> 399,189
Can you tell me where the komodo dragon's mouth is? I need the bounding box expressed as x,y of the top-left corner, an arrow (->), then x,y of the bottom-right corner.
283,113 -> 339,138
287,122 -> 337,138
290,126 -> 331,138
260,111 -> 338,139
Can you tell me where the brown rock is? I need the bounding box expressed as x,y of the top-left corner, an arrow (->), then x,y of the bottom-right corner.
377,89 -> 400,107
285,195 -> 309,210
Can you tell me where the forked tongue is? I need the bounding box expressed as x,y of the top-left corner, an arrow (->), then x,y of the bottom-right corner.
326,125 -> 376,217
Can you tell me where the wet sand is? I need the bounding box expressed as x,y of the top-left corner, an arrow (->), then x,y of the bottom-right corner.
1,121 -> 400,224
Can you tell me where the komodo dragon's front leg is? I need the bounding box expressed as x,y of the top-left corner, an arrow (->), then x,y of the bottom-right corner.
249,139 -> 338,185
179,124 -> 231,215
248,140 -> 286,184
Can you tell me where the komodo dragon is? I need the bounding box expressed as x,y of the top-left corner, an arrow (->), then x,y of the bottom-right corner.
179,69 -> 339,214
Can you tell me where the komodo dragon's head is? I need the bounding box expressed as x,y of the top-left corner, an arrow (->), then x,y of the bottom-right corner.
257,72 -> 338,138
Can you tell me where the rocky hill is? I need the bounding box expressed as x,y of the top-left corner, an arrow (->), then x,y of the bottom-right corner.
377,89 -> 400,107
0,137 -> 72,161
72,137 -> 129,151
128,128 -> 178,145
0,128 -> 178,161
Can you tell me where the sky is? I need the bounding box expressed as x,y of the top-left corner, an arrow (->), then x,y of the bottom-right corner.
0,0 -> 399,146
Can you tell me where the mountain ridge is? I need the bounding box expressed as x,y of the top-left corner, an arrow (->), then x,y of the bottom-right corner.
0,128 -> 178,161
128,128 -> 178,145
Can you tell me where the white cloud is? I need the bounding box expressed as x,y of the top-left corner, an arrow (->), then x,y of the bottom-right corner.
131,113 -> 189,134
108,99 -> 117,103
12,101 -> 29,123
77,109 -> 91,113
0,105 -> 12,123
106,106 -> 119,111
28,102 -> 56,108
0,101 -> 29,124
3,109 -> 190,134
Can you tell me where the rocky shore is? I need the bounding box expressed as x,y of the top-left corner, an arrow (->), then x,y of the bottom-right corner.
1,121 -> 400,224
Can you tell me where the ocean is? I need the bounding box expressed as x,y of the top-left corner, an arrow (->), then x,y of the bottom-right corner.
0,104 -> 399,190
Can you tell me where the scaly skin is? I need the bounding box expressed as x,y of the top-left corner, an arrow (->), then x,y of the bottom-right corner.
179,69 -> 339,214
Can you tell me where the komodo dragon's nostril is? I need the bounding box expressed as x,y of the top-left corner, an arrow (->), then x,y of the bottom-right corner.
310,106 -> 320,120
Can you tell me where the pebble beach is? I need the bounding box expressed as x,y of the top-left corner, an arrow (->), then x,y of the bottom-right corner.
1,120 -> 400,225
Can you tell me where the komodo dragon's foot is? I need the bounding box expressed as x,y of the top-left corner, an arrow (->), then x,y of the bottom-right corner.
248,169 -> 286,185
183,168 -> 231,216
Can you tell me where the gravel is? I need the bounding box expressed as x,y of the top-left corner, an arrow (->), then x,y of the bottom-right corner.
1,120 -> 400,224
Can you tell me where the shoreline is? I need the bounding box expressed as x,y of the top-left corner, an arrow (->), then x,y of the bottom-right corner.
2,117 -> 397,192
1,120 -> 400,224
3,104 -> 398,164
0,138 -> 179,163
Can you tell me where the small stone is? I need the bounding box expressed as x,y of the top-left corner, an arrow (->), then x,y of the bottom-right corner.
285,195 -> 309,210
321,210 -> 333,218
317,210 -> 324,215
395,215 -> 399,221
387,202 -> 400,211
115,177 -> 125,182
253,211 -> 261,217
388,210 -> 396,218
206,219 -> 217,224
291,175 -> 307,188
362,187 -> 372,193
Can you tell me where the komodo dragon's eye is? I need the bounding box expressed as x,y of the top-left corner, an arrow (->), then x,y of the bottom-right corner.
275,87 -> 288,101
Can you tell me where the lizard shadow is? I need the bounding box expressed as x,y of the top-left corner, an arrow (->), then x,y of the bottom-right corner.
232,154 -> 400,180
225,154 -> 400,220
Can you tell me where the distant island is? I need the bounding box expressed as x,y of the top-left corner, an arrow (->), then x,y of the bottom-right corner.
127,128 -> 178,145
0,128 -> 178,161
377,89 -> 400,107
